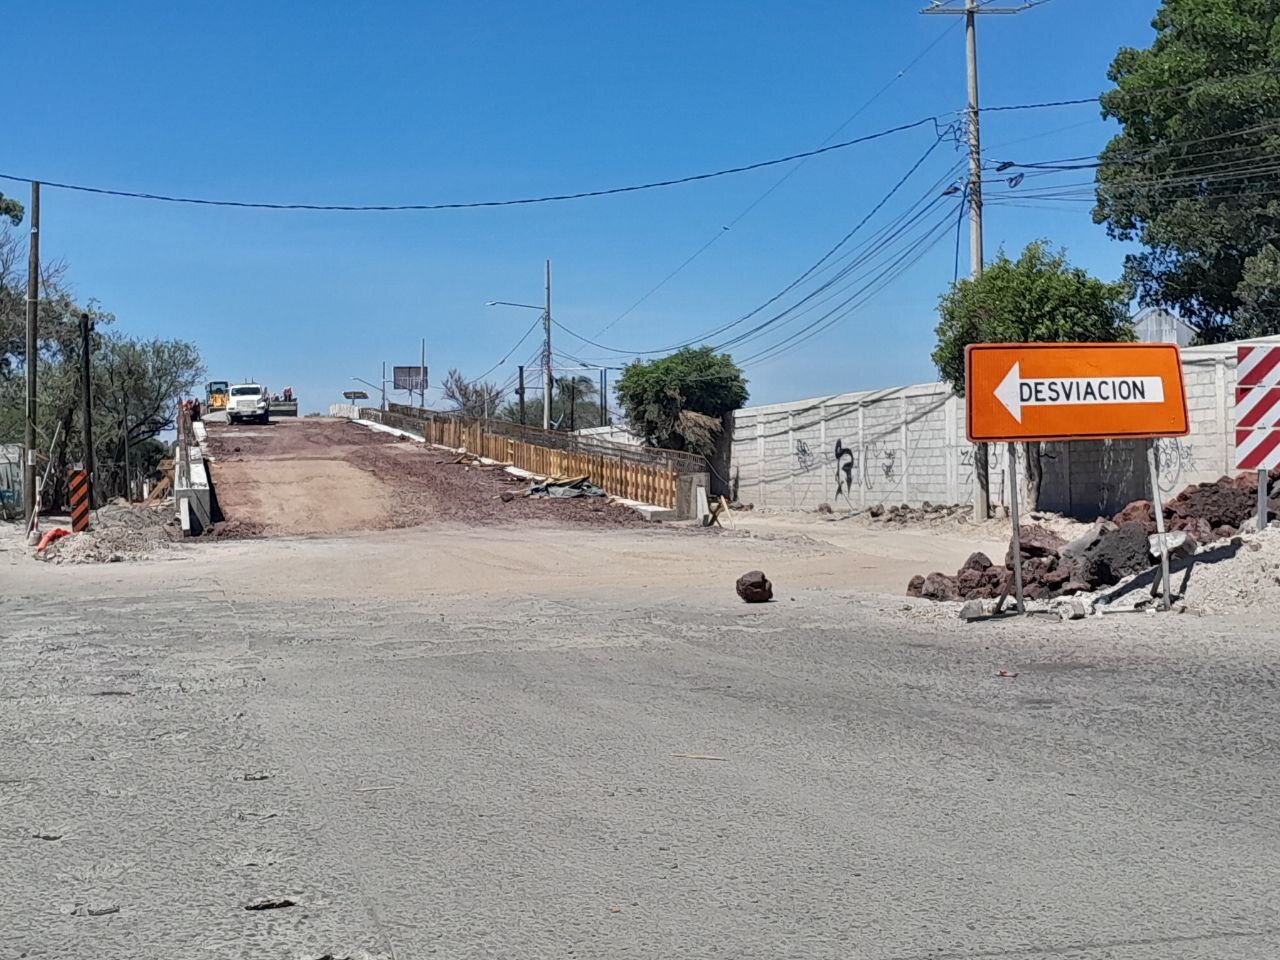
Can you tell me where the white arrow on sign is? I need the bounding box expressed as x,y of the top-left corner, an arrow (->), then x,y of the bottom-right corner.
994,361 -> 1166,423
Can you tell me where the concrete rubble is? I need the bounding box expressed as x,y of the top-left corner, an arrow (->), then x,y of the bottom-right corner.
35,501 -> 180,564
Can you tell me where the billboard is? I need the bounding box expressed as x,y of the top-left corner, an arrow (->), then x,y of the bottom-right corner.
393,366 -> 427,392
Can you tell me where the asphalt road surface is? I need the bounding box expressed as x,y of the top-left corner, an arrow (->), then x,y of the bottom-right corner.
5,528 -> 1280,959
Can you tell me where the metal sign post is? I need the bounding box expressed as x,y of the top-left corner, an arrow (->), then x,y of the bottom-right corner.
1260,469 -> 1269,532
1146,441 -> 1172,611
1007,441 -> 1025,613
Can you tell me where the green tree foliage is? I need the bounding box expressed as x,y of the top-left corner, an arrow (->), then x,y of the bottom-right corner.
614,346 -> 747,457
932,242 -> 1134,396
0,227 -> 203,503
1093,0 -> 1280,342
932,241 -> 1133,508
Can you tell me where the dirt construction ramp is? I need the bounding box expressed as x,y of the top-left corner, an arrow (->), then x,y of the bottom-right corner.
203,416 -> 644,537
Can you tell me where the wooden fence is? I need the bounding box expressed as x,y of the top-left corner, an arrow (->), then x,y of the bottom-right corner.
363,406 -> 694,509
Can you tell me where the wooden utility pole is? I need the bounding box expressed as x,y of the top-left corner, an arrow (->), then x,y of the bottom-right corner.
517,364 -> 526,425
922,0 -> 1039,520
543,259 -> 552,430
79,312 -> 96,507
599,368 -> 607,427
122,395 -> 131,503
23,182 -> 39,526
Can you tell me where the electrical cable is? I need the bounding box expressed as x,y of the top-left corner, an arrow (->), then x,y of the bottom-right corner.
0,116 -> 945,213
471,314 -> 543,382
554,132 -> 957,357
589,18 -> 963,339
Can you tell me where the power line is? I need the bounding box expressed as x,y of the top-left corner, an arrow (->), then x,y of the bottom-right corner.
0,116 -> 947,214
589,18 -> 963,339
555,132 -> 957,357
471,314 -> 543,382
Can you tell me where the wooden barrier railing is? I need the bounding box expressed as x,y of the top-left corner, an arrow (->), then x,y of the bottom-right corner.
365,408 -> 683,509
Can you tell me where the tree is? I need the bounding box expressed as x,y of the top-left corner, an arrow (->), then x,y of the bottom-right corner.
441,368 -> 504,419
1093,0 -> 1280,342
497,382 -> 607,431
0,225 -> 203,504
553,375 -> 597,432
615,346 -> 748,457
932,241 -> 1133,506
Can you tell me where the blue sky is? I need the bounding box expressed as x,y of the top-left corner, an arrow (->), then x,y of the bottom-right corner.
12,1 -> 1158,411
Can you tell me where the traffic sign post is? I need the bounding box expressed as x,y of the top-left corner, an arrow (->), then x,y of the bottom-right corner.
966,343 -> 1190,613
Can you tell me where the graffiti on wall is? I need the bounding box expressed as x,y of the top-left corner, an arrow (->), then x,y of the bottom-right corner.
794,439 -> 817,473
833,439 -> 901,501
834,439 -> 858,502
1154,437 -> 1197,494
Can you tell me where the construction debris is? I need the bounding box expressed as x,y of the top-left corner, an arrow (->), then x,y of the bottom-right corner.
526,476 -> 605,499
35,501 -> 180,564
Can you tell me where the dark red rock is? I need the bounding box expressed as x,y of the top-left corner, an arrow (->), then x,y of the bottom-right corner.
961,551 -> 993,573
906,574 -> 925,598
1113,499 -> 1156,533
920,572 -> 959,601
1004,525 -> 1067,567
1165,481 -> 1256,529
735,570 -> 773,603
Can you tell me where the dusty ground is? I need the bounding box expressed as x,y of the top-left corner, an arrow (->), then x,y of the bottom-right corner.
205,417 -> 643,535
5,526 -> 1280,959
5,418 -> 1280,958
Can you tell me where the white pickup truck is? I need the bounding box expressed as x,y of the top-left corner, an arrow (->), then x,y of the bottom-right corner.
226,383 -> 270,424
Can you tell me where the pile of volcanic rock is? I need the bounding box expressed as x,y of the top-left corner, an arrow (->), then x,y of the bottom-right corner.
869,501 -> 973,524
908,469 -> 1280,603
1112,468 -> 1280,541
908,522 -> 1153,602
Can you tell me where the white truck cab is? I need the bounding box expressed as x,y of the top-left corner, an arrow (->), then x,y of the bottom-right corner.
227,383 -> 269,424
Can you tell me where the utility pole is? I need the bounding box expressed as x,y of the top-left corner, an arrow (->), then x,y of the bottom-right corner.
79,312 -> 96,507
543,259 -> 552,430
922,0 -> 1037,520
517,364 -> 526,426
23,182 -> 39,527
381,360 -> 387,411
122,395 -> 131,503
599,368 -> 607,427
420,337 -> 427,409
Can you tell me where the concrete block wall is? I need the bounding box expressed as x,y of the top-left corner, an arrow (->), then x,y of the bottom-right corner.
730,334 -> 1280,517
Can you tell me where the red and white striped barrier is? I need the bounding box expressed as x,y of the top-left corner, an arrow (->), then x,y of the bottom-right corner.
1235,344 -> 1280,470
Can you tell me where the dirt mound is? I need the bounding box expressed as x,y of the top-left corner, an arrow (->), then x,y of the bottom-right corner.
36,502 -> 180,564
1182,530 -> 1280,615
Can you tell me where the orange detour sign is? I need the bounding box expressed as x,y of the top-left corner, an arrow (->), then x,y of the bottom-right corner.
965,342 -> 1189,443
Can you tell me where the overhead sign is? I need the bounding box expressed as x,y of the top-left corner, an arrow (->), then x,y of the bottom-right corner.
1235,344 -> 1280,470
966,342 -> 1188,443
393,365 -> 427,391
342,390 -> 368,400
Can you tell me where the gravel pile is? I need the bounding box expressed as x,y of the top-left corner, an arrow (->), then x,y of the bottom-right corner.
1181,528 -> 1280,615
37,502 -> 180,564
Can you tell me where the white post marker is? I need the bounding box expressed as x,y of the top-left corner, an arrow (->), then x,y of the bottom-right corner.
995,362 -> 1166,423
1147,441 -> 1171,611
